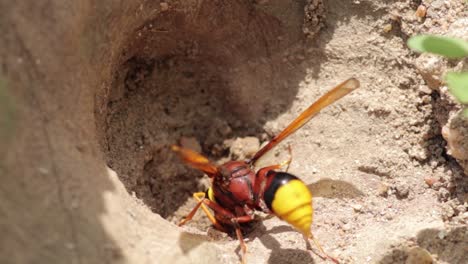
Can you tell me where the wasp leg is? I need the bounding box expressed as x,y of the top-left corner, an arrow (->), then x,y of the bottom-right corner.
179,195 -> 254,264
280,144 -> 292,172
304,233 -> 339,264
233,222 -> 247,264
178,192 -> 205,226
200,200 -> 254,264
230,216 -> 254,264
178,192 -> 226,232
260,145 -> 293,172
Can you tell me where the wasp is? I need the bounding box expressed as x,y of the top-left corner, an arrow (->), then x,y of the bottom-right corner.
172,78 -> 360,263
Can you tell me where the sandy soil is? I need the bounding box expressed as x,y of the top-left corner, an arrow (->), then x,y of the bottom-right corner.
1,0 -> 467,264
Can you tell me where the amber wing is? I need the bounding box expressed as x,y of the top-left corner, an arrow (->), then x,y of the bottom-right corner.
171,145 -> 219,177
249,78 -> 360,165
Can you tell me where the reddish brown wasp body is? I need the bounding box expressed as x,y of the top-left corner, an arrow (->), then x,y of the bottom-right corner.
172,78 -> 360,264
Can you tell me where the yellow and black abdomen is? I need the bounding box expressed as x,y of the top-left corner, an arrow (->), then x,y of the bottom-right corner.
263,172 -> 313,237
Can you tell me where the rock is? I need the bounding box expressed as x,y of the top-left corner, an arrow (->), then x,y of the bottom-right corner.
442,114 -> 468,161
160,2 -> 169,11
395,184 -> 410,199
385,214 -> 393,221
406,247 -> 434,264
229,137 -> 260,160
441,203 -> 455,220
424,176 -> 439,187
418,85 -> 432,95
377,183 -> 389,197
441,112 -> 468,175
342,223 -> 352,232
351,204 -> 364,213
413,54 -> 446,90
437,230 -> 447,239
382,23 -> 392,33
415,5 -> 427,19
430,0 -> 444,9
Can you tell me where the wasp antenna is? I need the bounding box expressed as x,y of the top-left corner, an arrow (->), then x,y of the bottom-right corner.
249,77 -> 360,165
344,78 -> 360,90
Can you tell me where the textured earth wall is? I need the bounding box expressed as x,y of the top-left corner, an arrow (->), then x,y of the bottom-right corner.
1,1 -> 466,264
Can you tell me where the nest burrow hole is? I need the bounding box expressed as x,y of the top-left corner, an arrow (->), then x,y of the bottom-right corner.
96,1 -> 314,225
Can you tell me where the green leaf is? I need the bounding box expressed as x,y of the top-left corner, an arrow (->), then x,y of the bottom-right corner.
446,72 -> 468,104
407,35 -> 468,59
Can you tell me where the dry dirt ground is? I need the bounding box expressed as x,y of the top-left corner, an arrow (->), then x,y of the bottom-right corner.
1,1 -> 467,264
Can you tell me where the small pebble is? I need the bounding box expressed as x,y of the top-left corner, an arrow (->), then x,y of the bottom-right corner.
377,183 -> 389,197
395,184 -> 409,199
38,167 -> 49,175
342,223 -> 352,231
229,137 -> 260,160
415,5 -> 427,19
406,246 -> 434,264
160,2 -> 169,11
424,176 -> 438,187
65,242 -> 75,250
351,204 -> 364,213
418,85 -> 432,94
383,24 -> 392,33
441,203 -> 455,219
437,230 -> 447,239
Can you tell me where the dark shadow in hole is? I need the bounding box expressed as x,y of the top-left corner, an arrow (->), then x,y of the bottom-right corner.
378,226 -> 467,264
307,178 -> 365,199
420,90 -> 467,206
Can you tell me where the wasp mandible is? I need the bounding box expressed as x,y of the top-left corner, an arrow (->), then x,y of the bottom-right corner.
172,78 -> 360,264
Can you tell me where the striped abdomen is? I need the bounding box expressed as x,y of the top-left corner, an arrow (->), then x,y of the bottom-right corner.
264,172 -> 313,237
